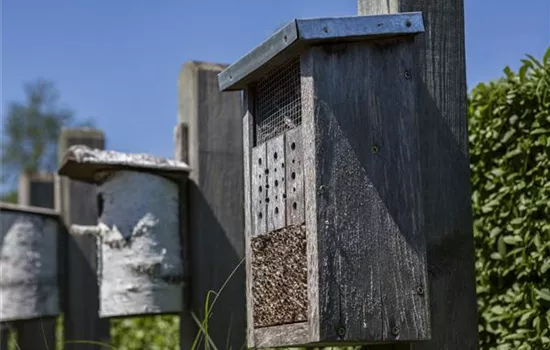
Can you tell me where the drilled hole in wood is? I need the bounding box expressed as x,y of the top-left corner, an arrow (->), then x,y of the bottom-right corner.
291,172 -> 296,180
265,169 -> 269,175
259,186 -> 262,193
275,195 -> 278,200
274,152 -> 278,160
293,202 -> 297,210
293,187 -> 296,192
275,168 -> 277,173
275,207 -> 279,214
258,158 -> 262,165
291,142 -> 296,150
275,180 -> 279,187
259,212 -> 263,219
283,194 -> 287,199
281,163 -> 285,168
266,197 -> 270,203
292,159 -> 295,164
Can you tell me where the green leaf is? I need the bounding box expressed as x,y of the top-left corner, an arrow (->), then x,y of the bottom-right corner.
535,288 -> 550,301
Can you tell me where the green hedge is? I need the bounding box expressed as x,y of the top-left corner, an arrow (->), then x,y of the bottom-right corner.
469,48 -> 550,349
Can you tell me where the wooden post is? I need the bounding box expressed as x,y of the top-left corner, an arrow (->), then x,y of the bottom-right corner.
176,61 -> 245,349
57,128 -> 110,350
358,1 -> 479,349
14,172 -> 57,350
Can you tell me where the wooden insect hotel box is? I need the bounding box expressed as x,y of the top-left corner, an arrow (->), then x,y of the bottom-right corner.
58,145 -> 189,318
219,12 -> 431,348
0,203 -> 61,322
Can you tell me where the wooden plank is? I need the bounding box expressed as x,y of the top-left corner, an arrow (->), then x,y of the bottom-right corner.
358,1 -> 479,349
303,40 -> 429,342
265,134 -> 286,232
251,144 -> 267,237
243,90 -> 256,348
254,322 -> 309,348
285,126 -> 305,225
15,172 -> 57,350
57,128 -> 110,350
178,61 -> 245,350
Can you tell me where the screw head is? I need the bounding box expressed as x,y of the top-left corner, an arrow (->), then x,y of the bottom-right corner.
337,326 -> 346,337
404,70 -> 412,80
371,145 -> 379,154
323,26 -> 329,33
416,286 -> 424,295
405,20 -> 412,27
391,326 -> 400,336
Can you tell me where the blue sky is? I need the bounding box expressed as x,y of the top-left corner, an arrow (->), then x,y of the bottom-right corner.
1,0 -> 549,160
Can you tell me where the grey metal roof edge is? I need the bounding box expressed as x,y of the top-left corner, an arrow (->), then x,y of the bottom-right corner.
0,202 -> 60,218
218,20 -> 299,92
218,12 -> 424,91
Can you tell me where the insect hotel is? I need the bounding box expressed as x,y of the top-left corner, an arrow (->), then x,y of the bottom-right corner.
0,203 -> 61,322
58,145 -> 189,318
219,12 -> 431,348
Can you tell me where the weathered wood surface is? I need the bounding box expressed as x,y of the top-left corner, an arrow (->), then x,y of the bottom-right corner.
266,134 -> 286,232
302,40 -> 430,343
254,322 -> 308,348
177,61 -> 245,349
243,91 -> 256,348
57,128 -> 110,350
285,126 -> 305,225
14,173 -> 57,350
358,1 -> 479,349
252,143 -> 267,237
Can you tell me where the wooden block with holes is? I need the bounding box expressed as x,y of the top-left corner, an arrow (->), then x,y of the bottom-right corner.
220,12 -> 431,349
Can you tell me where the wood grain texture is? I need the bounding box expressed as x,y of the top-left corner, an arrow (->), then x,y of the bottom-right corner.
285,126 -> 305,225
243,91 -> 256,348
15,173 -> 57,350
266,134 -> 286,232
252,144 -> 267,237
358,1 -> 479,349
303,40 -> 430,343
178,61 -> 246,350
57,129 -> 110,350
254,322 -> 309,348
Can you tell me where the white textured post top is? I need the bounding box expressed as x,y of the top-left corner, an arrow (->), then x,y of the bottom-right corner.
58,145 -> 190,184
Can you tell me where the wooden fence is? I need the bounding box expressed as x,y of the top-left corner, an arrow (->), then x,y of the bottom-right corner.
0,1 -> 478,349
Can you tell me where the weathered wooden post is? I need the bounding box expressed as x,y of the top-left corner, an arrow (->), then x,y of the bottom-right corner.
219,12 -> 430,348
57,128 -> 110,349
177,61 -> 246,349
358,1 -> 479,350
0,203 -> 61,344
14,172 -> 57,350
58,145 -> 190,317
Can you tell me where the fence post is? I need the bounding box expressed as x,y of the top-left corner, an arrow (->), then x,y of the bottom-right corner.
13,172 -> 57,350
176,61 -> 245,349
358,1 -> 479,349
57,128 -> 111,350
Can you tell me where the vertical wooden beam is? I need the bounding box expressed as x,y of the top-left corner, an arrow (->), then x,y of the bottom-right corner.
15,172 -> 57,350
57,128 -> 110,350
358,1 -> 479,349
177,61 -> 245,349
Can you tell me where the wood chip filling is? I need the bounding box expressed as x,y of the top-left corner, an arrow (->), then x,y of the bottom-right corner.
251,224 -> 307,327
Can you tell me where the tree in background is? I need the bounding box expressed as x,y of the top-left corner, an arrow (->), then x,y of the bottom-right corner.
0,78 -> 93,202
470,48 -> 549,349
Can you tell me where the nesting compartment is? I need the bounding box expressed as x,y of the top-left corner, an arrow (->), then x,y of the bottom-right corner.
0,203 -> 61,322
58,145 -> 190,318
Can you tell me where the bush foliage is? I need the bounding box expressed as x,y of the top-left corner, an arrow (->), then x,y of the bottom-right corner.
469,48 -> 550,349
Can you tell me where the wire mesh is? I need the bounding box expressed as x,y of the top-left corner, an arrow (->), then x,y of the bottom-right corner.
255,57 -> 302,145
